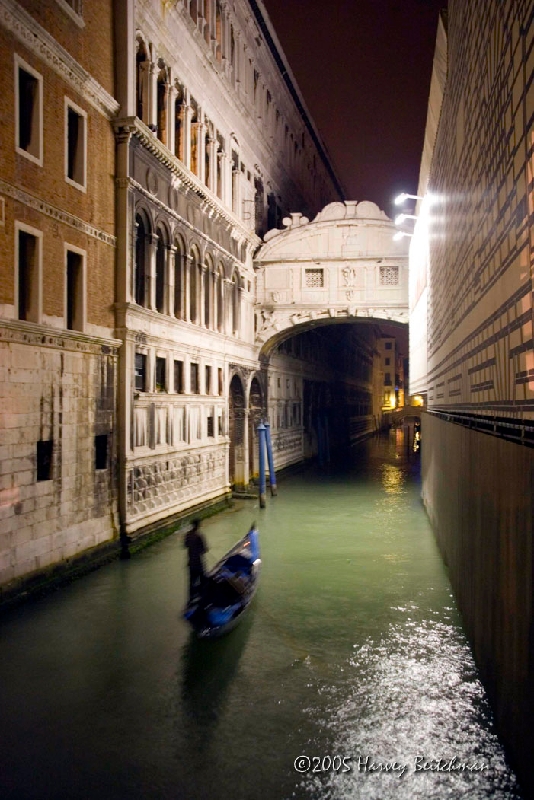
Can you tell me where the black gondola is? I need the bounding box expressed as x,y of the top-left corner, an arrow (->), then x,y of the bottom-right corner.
183,525 -> 261,638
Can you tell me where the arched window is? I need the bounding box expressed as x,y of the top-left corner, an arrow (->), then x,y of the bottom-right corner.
216,264 -> 224,332
155,230 -> 166,313
136,38 -> 148,122
157,65 -> 168,145
135,213 -> 147,306
231,270 -> 239,335
204,255 -> 213,328
189,247 -> 200,323
174,236 -> 185,319
174,89 -> 184,161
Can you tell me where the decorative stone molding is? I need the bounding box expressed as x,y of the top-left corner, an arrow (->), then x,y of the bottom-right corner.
0,179 -> 117,247
0,0 -> 119,119
119,117 -> 261,250
0,318 -> 122,355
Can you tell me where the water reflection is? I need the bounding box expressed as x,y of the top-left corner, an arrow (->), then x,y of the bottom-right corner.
0,432 -> 522,800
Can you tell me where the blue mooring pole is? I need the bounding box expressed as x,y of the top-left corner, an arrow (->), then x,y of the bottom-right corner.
264,421 -> 277,496
257,422 -> 267,508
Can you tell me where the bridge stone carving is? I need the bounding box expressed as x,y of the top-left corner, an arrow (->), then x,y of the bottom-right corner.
254,201 -> 409,350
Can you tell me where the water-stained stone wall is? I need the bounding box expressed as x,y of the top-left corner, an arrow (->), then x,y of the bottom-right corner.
421,412 -> 533,794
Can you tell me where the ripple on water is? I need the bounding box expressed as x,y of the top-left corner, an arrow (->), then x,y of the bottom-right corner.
295,612 -> 521,800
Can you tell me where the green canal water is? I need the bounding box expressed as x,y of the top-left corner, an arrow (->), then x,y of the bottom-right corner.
0,433 -> 521,799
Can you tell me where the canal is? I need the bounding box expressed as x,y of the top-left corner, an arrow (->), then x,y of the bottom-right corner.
0,433 -> 521,800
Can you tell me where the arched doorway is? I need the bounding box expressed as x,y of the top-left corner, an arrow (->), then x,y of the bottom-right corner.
229,374 -> 245,486
248,376 -> 263,480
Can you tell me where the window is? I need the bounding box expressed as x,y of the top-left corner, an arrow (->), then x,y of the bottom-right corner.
305,268 -> 324,288
379,265 -> 399,285
385,372 -> 392,386
155,235 -> 166,313
66,247 -> 84,331
55,0 -> 84,25
218,367 -> 223,396
207,416 -> 214,437
205,365 -> 212,395
155,357 -> 167,392
94,434 -> 108,470
37,440 -> 53,481
15,56 -> 43,165
65,99 -> 87,190
135,353 -> 147,391
174,360 -> 184,393
16,223 -> 41,323
385,357 -> 390,366
135,214 -> 147,307
190,362 -> 199,394
385,342 -> 392,350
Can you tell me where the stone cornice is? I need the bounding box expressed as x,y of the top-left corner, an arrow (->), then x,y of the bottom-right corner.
0,0 -> 119,120
0,179 -> 117,247
0,318 -> 122,355
118,117 -> 261,251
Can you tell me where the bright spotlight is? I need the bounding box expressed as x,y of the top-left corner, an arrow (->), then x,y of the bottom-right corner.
394,192 -> 423,206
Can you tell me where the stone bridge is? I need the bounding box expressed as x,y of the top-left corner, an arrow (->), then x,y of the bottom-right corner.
254,200 -> 410,353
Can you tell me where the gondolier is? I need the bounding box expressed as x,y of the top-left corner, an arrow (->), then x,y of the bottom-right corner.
184,519 -> 208,601
183,524 -> 261,638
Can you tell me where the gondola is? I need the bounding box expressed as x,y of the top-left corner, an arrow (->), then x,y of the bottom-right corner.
183,525 -> 261,638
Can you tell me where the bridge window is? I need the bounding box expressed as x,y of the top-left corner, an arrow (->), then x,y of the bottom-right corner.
305,268 -> 324,288
379,265 -> 399,285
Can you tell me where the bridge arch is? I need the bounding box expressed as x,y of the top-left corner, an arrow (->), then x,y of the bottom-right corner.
254,200 -> 409,347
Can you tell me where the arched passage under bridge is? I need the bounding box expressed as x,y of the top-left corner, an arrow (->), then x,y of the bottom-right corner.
253,201 -> 410,474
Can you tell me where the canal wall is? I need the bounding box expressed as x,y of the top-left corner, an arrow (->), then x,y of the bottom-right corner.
421,411 -> 533,798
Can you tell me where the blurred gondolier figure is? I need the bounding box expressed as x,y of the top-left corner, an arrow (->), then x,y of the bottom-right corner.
184,519 -> 208,601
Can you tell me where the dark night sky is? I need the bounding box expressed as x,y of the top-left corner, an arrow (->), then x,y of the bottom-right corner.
261,0 -> 446,220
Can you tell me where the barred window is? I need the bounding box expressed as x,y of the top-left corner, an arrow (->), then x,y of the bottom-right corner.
305,268 -> 324,288
379,266 -> 399,285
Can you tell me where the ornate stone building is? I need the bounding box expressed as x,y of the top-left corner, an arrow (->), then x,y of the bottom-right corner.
0,0 -> 120,592
112,0 -> 344,535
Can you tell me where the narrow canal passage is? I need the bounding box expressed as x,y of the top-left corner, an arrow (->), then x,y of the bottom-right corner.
0,434 -> 521,800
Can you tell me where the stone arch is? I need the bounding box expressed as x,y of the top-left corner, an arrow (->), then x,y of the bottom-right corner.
229,373 -> 246,486
248,374 -> 264,481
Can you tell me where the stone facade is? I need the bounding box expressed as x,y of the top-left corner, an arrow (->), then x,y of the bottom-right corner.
255,201 -> 409,348
412,3 -> 534,792
0,0 -> 120,592
113,0 -> 345,532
